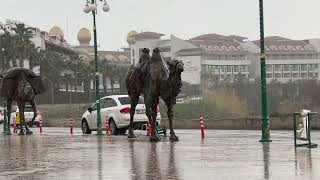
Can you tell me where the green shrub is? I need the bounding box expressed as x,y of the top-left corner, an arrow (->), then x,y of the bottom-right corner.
160,89 -> 250,120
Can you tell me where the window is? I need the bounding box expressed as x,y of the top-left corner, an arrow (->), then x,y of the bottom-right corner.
283,73 -> 290,78
275,73 -> 281,79
292,73 -> 299,78
227,66 -> 231,72
275,65 -> 281,71
234,66 -> 239,72
220,67 -> 224,73
283,65 -> 290,71
310,64 -> 318,71
91,103 -> 97,111
266,65 -> 272,72
292,65 -> 299,71
301,65 -> 307,71
118,97 -> 144,105
266,73 -> 272,78
101,98 -> 117,108
241,66 -> 248,72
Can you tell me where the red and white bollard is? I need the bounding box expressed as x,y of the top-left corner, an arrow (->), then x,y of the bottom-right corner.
13,116 -> 16,134
105,118 -> 110,135
69,118 -> 74,135
147,120 -> 152,136
39,115 -> 43,134
200,115 -> 205,139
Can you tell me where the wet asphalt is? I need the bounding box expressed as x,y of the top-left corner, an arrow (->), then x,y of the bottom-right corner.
0,128 -> 319,180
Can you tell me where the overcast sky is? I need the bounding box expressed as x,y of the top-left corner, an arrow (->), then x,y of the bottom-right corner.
1,0 -> 320,50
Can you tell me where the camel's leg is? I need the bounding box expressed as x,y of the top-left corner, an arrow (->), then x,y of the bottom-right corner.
128,95 -> 139,138
30,99 -> 37,126
166,100 -> 178,141
17,102 -> 25,135
149,97 -> 160,142
5,99 -> 12,135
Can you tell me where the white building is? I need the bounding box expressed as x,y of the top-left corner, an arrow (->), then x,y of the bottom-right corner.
250,36 -> 320,83
129,32 -> 252,84
128,31 -> 320,85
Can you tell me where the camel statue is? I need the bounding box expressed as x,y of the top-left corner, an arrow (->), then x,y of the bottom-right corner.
0,68 -> 45,135
126,48 -> 184,141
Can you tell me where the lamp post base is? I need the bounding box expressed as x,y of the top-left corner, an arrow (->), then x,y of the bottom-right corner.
259,138 -> 272,143
96,132 -> 103,136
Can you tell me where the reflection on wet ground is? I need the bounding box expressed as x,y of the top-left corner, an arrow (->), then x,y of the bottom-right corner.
0,128 -> 319,180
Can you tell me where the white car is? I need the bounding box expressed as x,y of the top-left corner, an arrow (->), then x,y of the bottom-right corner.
10,105 -> 42,127
81,95 -> 161,135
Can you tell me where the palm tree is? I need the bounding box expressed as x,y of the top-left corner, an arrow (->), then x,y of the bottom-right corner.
114,65 -> 129,93
0,23 -> 38,70
14,23 -> 34,67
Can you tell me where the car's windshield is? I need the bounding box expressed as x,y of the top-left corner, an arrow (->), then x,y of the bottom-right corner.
118,97 -> 144,105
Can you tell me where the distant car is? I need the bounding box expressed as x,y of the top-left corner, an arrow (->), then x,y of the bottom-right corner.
10,105 -> 42,127
176,98 -> 185,104
81,95 -> 161,135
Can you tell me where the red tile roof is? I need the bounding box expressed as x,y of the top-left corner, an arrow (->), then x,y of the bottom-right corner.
253,36 -> 316,53
134,31 -> 164,40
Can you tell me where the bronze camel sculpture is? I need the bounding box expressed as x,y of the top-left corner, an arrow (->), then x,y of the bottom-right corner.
0,68 -> 45,135
126,48 -> 183,141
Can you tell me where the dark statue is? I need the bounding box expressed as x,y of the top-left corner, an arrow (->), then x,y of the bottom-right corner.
0,68 -> 45,135
126,48 -> 184,141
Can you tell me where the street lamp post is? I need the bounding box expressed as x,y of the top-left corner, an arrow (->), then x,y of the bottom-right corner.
258,0 -> 271,143
83,0 -> 110,135
61,76 -> 71,104
43,76 -> 54,104
0,23 -> 16,134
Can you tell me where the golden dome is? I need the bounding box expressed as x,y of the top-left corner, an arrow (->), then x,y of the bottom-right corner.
127,30 -> 138,44
77,28 -> 91,44
49,26 -> 64,38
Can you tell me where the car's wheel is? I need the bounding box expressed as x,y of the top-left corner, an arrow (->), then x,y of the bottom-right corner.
109,119 -> 118,135
118,128 -> 127,135
82,120 -> 92,134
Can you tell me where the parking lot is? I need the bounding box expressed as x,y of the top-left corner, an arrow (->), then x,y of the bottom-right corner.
0,128 -> 319,180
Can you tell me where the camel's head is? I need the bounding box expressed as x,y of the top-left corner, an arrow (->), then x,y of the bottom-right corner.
169,59 -> 184,75
17,80 -> 35,101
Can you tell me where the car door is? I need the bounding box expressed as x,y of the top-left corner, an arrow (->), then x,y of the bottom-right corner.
88,103 -> 98,128
100,98 -> 108,123
101,98 -> 118,122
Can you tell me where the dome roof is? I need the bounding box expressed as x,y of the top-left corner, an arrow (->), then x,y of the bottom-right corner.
49,26 -> 64,38
77,28 -> 91,44
127,30 -> 138,44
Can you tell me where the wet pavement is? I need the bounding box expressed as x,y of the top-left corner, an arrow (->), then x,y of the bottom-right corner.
0,128 -> 319,180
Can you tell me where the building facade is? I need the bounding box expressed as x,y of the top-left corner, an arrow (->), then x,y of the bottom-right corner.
128,31 -> 320,85
73,28 -> 131,94
251,36 -> 320,83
